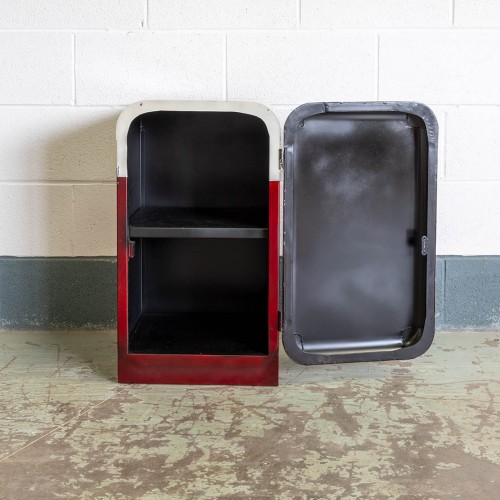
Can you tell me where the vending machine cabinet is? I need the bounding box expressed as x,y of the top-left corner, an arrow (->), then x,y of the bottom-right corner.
116,101 -> 438,386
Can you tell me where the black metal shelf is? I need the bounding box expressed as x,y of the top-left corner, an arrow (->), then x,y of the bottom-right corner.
129,207 -> 268,239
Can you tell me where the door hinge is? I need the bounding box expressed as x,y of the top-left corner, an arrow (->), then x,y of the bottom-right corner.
278,256 -> 284,312
279,149 -> 284,170
278,256 -> 284,331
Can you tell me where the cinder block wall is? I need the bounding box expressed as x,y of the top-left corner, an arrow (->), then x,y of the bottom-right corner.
0,0 -> 499,329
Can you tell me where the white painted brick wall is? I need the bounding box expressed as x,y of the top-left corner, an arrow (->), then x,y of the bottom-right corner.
149,0 -> 297,29
76,32 -> 223,105
73,185 -> 116,256
0,184 -> 74,256
0,1 -> 498,256
0,0 -> 145,29
437,182 -> 500,255
445,107 -> 500,180
301,0 -> 451,28
379,32 -> 500,104
227,32 -> 377,103
0,33 -> 72,104
0,108 -> 118,181
454,0 -> 500,27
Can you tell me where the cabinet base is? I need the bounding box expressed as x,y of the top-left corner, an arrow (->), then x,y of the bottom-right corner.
118,350 -> 279,386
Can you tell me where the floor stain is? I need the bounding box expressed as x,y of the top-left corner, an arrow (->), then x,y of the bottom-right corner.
0,330 -> 499,499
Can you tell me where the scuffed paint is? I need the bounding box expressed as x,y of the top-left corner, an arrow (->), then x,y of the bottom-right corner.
0,330 -> 499,498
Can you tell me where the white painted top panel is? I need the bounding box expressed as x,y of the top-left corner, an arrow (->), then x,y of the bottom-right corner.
116,100 -> 282,181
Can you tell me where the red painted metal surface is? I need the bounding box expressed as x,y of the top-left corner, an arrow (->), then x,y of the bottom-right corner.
266,179 -> 280,370
117,176 -> 128,374
117,180 -> 280,386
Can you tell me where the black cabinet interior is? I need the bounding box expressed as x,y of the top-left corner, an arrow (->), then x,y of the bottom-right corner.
126,111 -> 269,355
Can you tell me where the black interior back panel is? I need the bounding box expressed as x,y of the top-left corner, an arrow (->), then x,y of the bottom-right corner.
126,110 -> 270,356
282,102 -> 438,364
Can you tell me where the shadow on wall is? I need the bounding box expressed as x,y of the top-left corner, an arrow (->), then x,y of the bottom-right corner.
0,113 -> 119,332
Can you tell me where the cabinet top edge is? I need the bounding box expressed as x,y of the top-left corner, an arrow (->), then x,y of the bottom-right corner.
116,100 -> 282,180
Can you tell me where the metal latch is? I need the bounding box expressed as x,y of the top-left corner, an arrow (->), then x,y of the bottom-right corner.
421,236 -> 428,256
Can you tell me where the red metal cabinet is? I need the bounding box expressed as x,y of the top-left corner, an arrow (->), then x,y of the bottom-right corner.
117,101 -> 438,386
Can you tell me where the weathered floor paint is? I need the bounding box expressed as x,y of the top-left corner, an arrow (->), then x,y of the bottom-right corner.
0,330 -> 499,498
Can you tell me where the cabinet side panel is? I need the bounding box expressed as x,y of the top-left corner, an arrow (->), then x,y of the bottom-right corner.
117,176 -> 129,381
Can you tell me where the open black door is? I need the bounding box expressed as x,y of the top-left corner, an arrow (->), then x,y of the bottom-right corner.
282,102 -> 438,364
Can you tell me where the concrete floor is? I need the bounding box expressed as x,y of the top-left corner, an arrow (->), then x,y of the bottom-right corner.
0,331 -> 498,499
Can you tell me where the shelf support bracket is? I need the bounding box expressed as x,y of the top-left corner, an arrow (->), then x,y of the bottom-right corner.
127,240 -> 136,259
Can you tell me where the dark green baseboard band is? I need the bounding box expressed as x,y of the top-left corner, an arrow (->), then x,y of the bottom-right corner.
0,256 -> 498,331
0,257 -> 116,330
436,256 -> 500,331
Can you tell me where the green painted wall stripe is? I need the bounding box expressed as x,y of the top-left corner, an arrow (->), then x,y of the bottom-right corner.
0,256 -> 498,331
437,256 -> 500,331
0,257 -> 116,330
